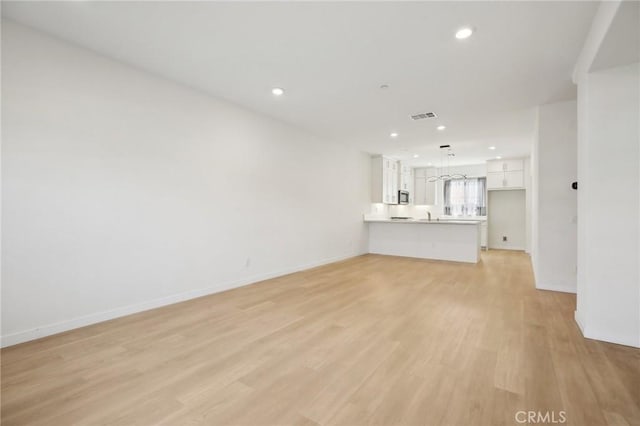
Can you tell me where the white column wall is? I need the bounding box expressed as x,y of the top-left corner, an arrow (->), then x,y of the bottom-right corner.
532,101 -> 578,293
575,63 -> 640,347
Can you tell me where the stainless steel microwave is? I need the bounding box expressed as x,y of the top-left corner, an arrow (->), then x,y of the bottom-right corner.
398,190 -> 410,205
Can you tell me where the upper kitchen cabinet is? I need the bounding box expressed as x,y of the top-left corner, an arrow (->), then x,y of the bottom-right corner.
399,163 -> 414,194
414,167 -> 437,205
486,158 -> 525,190
372,156 -> 399,204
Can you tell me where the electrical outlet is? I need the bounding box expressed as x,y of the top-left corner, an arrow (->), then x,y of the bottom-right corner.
502,236 -> 507,242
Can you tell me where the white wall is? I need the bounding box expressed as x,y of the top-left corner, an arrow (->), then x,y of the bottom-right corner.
488,190 -> 526,250
575,62 -> 640,347
531,110 -> 540,271
532,100 -> 578,293
1,21 -> 371,346
524,156 -> 532,254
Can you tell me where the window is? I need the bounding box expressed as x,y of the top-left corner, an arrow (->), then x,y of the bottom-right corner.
443,177 -> 486,216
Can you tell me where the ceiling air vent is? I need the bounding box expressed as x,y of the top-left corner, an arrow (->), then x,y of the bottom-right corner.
410,112 -> 437,120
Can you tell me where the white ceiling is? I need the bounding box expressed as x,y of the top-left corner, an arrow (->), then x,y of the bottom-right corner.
591,1 -> 640,73
2,1 -> 598,166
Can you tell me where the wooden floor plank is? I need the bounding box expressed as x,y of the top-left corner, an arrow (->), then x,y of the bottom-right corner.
2,250 -> 639,425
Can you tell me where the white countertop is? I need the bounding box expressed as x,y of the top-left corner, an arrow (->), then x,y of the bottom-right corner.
364,218 -> 480,225
439,216 -> 487,222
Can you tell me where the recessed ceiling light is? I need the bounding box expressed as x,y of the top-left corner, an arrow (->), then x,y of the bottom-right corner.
496,156 -> 502,159
488,146 -> 496,150
271,87 -> 285,96
437,125 -> 446,131
390,132 -> 399,138
455,27 -> 474,40
413,154 -> 420,158
427,162 -> 432,166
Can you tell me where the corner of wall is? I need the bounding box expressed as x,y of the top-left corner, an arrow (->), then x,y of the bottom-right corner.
530,108 -> 540,275
535,281 -> 577,294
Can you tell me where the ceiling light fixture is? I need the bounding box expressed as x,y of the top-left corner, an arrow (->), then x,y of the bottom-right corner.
437,125 -> 446,131
488,146 -> 496,150
380,84 -> 389,89
271,87 -> 285,96
413,154 -> 420,158
390,132 -> 399,138
427,145 -> 468,181
455,27 -> 474,40
496,156 -> 502,159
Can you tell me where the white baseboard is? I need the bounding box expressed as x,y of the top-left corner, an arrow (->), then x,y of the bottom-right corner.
574,311 -> 639,348
487,245 -> 526,251
574,310 -> 585,333
0,252 -> 362,348
535,282 -> 577,294
583,328 -> 640,349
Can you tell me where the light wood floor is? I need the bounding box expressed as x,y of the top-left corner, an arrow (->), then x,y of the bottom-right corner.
2,251 -> 639,425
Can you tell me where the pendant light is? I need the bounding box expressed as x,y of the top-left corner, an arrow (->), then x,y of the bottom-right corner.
426,145 -> 468,182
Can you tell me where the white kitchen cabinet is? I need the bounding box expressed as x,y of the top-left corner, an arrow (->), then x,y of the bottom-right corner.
414,176 -> 426,205
382,167 -> 391,202
413,167 -> 437,205
503,159 -> 524,172
390,161 -> 398,204
399,162 -> 413,195
372,156 -> 399,204
504,170 -> 524,188
487,159 -> 523,173
486,171 -> 504,189
486,158 -> 525,190
425,175 -> 436,205
487,161 -> 504,173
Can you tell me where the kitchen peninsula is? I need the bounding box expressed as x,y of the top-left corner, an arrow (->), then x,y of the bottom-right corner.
364,218 -> 481,263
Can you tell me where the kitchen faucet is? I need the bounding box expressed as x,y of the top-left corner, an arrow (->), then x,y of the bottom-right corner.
427,212 -> 431,221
